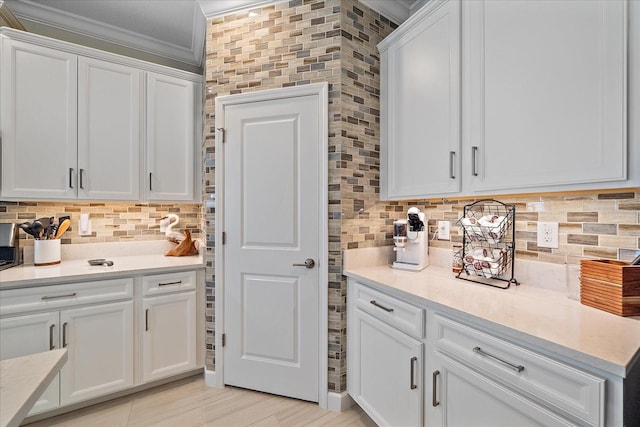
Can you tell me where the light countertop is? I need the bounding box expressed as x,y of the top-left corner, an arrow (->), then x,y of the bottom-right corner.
0,241 -> 204,289
344,247 -> 640,378
0,349 -> 67,427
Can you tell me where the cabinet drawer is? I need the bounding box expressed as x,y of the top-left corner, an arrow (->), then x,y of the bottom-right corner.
432,314 -> 605,426
142,271 -> 196,296
0,278 -> 134,316
353,282 -> 424,338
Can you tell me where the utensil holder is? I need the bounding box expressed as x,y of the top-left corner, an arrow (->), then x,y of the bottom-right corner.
34,239 -> 61,266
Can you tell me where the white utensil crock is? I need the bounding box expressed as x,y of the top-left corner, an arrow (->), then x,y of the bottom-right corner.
34,239 -> 61,266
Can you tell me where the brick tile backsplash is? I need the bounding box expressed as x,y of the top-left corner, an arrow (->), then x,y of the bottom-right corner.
0,202 -> 202,245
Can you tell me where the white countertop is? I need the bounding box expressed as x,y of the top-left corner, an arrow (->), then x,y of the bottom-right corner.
344,247 -> 640,378
0,241 -> 204,289
0,349 -> 68,427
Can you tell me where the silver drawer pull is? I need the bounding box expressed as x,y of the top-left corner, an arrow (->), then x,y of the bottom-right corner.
49,324 -> 55,350
473,346 -> 525,373
410,356 -> 418,390
62,322 -> 68,348
370,300 -> 394,312
158,280 -> 182,286
42,293 -> 77,300
432,370 -> 440,407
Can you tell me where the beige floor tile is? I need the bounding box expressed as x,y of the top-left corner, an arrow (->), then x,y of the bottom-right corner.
23,376 -> 377,427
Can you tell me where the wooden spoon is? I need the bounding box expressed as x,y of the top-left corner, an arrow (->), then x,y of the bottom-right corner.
55,219 -> 71,239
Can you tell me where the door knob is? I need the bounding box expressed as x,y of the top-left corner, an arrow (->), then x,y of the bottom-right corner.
293,258 -> 315,269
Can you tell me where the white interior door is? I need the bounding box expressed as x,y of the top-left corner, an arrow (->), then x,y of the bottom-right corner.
221,88 -> 325,402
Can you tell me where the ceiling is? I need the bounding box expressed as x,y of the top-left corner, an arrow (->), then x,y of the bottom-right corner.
2,0 -> 420,74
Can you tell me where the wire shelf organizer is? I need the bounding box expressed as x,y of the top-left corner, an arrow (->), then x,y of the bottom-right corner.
456,199 -> 519,289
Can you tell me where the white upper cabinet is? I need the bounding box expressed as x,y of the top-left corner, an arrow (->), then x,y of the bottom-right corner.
380,0 -> 461,200
145,72 -> 197,202
464,0 -> 628,193
380,0 -> 634,199
1,39 -> 78,199
0,28 -> 201,202
78,57 -> 142,200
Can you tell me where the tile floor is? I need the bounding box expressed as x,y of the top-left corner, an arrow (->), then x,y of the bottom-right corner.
24,375 -> 377,427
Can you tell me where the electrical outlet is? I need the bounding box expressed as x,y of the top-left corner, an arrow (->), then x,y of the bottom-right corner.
537,221 -> 559,249
437,220 -> 450,240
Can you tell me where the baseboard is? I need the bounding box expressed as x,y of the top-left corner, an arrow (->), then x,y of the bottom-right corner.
327,391 -> 354,412
204,368 -> 223,387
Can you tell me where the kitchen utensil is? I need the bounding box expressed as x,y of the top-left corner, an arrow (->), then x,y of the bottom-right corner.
31,221 -> 45,240
18,222 -> 36,238
55,219 -> 71,239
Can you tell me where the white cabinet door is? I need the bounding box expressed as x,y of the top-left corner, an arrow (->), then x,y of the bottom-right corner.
145,72 -> 196,201
348,308 -> 423,427
380,0 -> 461,199
428,351 -> 573,427
464,0 -> 627,192
142,291 -> 196,382
0,312 -> 60,415
59,301 -> 134,405
78,57 -> 142,200
0,39 -> 77,199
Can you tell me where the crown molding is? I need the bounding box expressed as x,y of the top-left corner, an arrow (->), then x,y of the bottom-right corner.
5,0 -> 205,67
358,0 -> 411,25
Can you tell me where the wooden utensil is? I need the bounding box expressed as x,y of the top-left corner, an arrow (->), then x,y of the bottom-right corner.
55,219 -> 71,239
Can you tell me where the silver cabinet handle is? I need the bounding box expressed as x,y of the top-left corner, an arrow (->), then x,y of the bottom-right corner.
432,370 -> 440,407
159,280 -> 182,286
449,151 -> 456,179
292,258 -> 315,269
49,324 -> 55,350
410,356 -> 418,390
473,346 -> 524,373
79,168 -> 85,189
472,146 -> 479,176
42,293 -> 77,300
370,300 -> 393,312
69,168 -> 74,189
145,309 -> 149,331
149,172 -> 152,191
62,322 -> 68,348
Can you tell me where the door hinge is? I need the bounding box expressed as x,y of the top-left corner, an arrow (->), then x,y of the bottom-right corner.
221,333 -> 226,347
217,127 -> 225,143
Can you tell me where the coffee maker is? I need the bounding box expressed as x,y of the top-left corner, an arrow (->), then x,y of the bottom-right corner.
392,207 -> 428,271
0,223 -> 19,270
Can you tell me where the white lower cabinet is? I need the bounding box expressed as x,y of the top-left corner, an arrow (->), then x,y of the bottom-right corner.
0,269 -> 202,418
348,309 -> 423,426
429,351 -> 573,426
0,300 -> 133,415
0,312 -> 60,414
347,279 -> 612,427
348,281 -> 424,426
142,291 -> 197,382
59,301 -> 134,405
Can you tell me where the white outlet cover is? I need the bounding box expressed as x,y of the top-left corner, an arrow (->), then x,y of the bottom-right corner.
537,221 -> 559,249
437,220 -> 450,240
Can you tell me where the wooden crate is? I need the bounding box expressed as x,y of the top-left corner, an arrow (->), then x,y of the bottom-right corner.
579,259 -> 640,317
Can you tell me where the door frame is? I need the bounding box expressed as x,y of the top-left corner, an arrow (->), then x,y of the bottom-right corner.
213,83 -> 329,408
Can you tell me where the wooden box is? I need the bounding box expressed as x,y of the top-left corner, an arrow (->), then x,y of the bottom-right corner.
579,259 -> 640,317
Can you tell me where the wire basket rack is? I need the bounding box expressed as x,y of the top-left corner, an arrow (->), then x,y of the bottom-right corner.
456,199 -> 519,289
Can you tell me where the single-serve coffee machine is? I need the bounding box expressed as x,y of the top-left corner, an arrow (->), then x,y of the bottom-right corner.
392,207 -> 428,271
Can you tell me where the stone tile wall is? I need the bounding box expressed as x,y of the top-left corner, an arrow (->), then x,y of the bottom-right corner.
0,202 -> 203,246
203,0 -> 397,392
